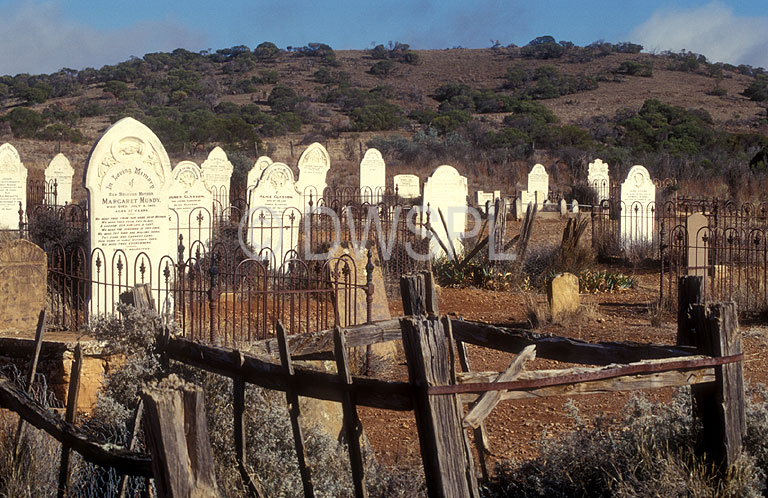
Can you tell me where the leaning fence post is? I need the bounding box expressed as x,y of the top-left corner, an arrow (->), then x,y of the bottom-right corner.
677,276 -> 703,346
57,343 -> 83,498
13,309 -> 46,463
232,351 -> 266,498
690,302 -> 745,470
401,316 -> 477,498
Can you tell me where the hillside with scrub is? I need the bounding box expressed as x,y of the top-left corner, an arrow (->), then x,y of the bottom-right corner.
1,37 -> 768,200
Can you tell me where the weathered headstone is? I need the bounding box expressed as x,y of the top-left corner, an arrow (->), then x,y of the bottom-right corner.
571,199 -> 579,213
522,164 -> 548,207
476,190 -> 501,214
297,142 -> 330,205
687,212 -> 709,278
514,196 -> 523,221
247,162 -> 302,265
547,272 -> 580,321
45,153 -> 74,205
393,174 -> 420,199
359,148 -> 386,204
0,143 -> 26,230
620,165 -> 655,248
168,161 -> 213,258
201,146 -> 233,209
0,239 -> 46,331
85,117 -> 172,315
246,155 -> 273,196
422,165 -> 468,258
559,198 -> 567,216
588,158 -> 610,203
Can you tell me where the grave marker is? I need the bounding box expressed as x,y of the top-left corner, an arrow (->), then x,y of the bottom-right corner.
0,143 -> 26,229
359,148 -> 386,203
422,165 -> 468,257
393,174 -> 420,199
297,142 -> 330,205
620,165 -> 655,248
168,161 -> 213,258
0,239 -> 46,332
521,164 -> 548,207
201,146 -> 233,209
687,212 -> 709,278
85,117 -> 172,315
588,158 -> 610,203
247,162 -> 302,265
45,153 -> 74,205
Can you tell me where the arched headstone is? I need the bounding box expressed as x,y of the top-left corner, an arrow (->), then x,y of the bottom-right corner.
359,148 -> 385,204
297,142 -> 330,206
84,117 -> 172,315
168,161 -> 213,258
422,165 -> 468,258
201,146 -> 233,209
45,153 -> 74,205
619,165 -> 655,248
0,143 -> 26,229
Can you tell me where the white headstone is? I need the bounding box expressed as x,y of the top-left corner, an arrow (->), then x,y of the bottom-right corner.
687,212 -> 708,278
359,148 -> 386,204
84,117 -> 172,315
588,158 -> 610,203
297,142 -> 330,202
168,161 -> 213,257
247,162 -> 303,265
0,144 -> 26,229
476,190 -> 501,214
393,174 -> 420,199
620,165 -> 655,248
201,146 -> 233,209
422,165 -> 468,258
526,164 -> 549,206
45,153 -> 74,205
559,198 -> 567,216
571,199 -> 579,213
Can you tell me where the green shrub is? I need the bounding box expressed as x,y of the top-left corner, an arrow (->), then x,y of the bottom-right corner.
350,103 -> 404,131
254,41 -> 280,60
578,270 -> 636,293
744,75 -> 768,102
5,107 -> 44,138
370,60 -> 395,76
521,36 -> 567,59
615,60 -> 653,77
267,85 -> 301,112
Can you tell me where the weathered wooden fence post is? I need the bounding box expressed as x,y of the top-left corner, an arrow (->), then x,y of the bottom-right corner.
232,350 -> 266,498
400,272 -> 477,498
677,275 -> 703,346
57,343 -> 83,498
691,302 -> 745,469
141,375 -> 219,498
13,309 -> 46,463
401,316 -> 478,498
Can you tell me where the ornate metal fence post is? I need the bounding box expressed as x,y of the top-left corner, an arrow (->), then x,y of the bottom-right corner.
17,202 -> 24,239
659,221 -> 667,308
208,252 -> 218,344
176,235 -> 186,338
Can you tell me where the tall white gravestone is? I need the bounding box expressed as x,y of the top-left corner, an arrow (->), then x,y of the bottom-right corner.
393,174 -> 420,199
297,142 -> 330,205
620,165 -> 655,248
359,148 -> 386,204
588,158 -> 610,204
0,144 -> 26,230
85,117 -> 172,315
201,146 -> 233,209
168,161 -> 213,258
422,165 -> 468,258
247,162 -> 303,266
45,153 -> 74,205
521,164 -> 548,207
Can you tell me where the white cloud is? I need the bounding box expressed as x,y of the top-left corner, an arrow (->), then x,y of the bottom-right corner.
631,1 -> 768,68
0,2 -> 207,75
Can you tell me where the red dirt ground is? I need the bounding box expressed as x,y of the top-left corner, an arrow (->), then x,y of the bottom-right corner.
358,220 -> 768,474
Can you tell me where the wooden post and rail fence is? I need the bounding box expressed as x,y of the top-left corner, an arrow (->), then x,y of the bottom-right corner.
0,272 -> 747,497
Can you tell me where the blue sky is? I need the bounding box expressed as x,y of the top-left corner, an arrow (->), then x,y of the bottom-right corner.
0,0 -> 765,75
